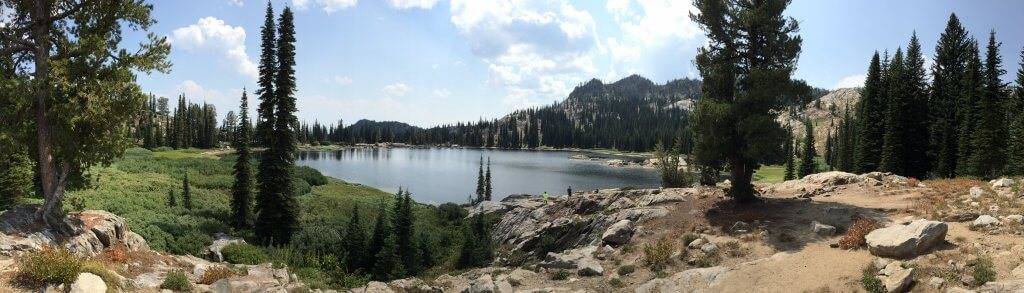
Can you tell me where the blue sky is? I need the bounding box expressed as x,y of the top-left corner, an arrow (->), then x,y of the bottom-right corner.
132,0 -> 1024,127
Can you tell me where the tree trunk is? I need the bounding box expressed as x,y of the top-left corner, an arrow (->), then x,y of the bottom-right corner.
728,156 -> 755,203
29,0 -> 76,235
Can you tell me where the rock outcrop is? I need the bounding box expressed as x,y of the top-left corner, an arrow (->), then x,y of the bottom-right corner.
0,205 -> 149,256
864,219 -> 947,258
635,266 -> 730,293
539,246 -> 604,276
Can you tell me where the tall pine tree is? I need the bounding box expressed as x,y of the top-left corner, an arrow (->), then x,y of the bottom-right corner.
880,48 -> 908,175
797,120 -> 817,177
902,32 -> 932,179
231,90 -> 253,229
1005,46 -> 1024,176
968,31 -> 1007,178
929,14 -> 970,178
344,206 -> 368,272
854,52 -> 886,173
956,40 -> 983,176
783,126 -> 796,180
475,157 -> 484,203
255,2 -> 277,147
484,158 -> 492,201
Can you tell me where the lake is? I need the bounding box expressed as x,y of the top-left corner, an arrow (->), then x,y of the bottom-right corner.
295,147 -> 660,204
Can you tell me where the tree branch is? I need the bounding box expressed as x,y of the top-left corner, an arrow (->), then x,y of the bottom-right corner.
48,0 -> 89,24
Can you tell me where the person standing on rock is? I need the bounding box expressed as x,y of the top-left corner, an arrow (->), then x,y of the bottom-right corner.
567,186 -> 572,197
542,191 -> 549,201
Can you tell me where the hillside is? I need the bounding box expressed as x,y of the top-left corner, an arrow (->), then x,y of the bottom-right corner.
779,87 -> 862,151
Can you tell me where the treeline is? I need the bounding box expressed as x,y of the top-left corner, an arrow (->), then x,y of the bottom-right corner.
824,14 -> 1024,179
135,95 -> 223,150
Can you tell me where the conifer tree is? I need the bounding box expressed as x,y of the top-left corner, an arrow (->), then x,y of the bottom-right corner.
954,41 -> 981,175
929,14 -> 970,178
824,131 -> 834,170
182,173 -> 192,210
231,91 -> 253,229
255,1 -> 278,147
392,189 -> 416,275
484,158 -> 492,201
416,233 -> 436,270
689,0 -> 801,202
880,48 -> 908,175
968,31 -> 1007,178
783,127 -> 795,180
343,206 -> 368,272
167,189 -> 176,207
902,33 -> 932,179
367,200 -> 390,273
475,157 -> 484,203
855,52 -> 885,173
1005,47 -> 1024,176
798,120 -> 817,177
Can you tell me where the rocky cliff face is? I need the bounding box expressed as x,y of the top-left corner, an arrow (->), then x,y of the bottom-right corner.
0,205 -> 148,257
778,87 -> 861,151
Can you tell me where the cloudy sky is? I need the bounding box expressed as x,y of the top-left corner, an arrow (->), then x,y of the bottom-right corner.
132,0 -> 1024,127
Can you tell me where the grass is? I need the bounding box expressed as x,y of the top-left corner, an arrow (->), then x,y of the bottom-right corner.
65,147 -> 462,289
221,243 -> 268,265
969,255 -> 996,287
14,247 -> 82,287
161,270 -> 192,291
642,237 -> 674,272
860,265 -> 884,293
754,165 -> 786,183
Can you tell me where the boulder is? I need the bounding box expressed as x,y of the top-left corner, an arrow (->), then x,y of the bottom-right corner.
880,267 -> 914,293
802,171 -> 861,186
540,246 -> 600,271
69,272 -> 107,293
0,205 -> 149,256
350,281 -> 396,293
505,268 -> 536,286
991,178 -> 1016,189
204,233 -> 246,262
865,219 -> 947,258
635,266 -> 730,293
977,279 -> 1024,292
601,219 -> 635,245
811,221 -> 836,236
687,238 -> 706,249
969,187 -> 985,199
928,276 -> 945,288
1006,215 -> 1024,224
731,221 -> 751,233
576,257 -> 604,276
971,215 -> 1000,228
700,242 -> 719,255
469,274 -> 497,293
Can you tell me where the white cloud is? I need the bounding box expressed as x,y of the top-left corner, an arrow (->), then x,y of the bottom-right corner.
388,0 -> 439,9
333,75 -> 353,85
433,88 -> 451,97
833,74 -> 866,89
608,0 -> 700,45
176,80 -> 225,101
449,0 -> 599,110
228,0 -> 243,6
170,17 -> 258,80
382,83 -> 411,97
293,0 -> 357,13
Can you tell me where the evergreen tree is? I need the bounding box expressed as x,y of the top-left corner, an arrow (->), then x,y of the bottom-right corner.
256,7 -> 299,245
1005,46 -> 1024,176
371,235 -> 404,281
929,14 -> 970,178
956,41 -> 983,176
968,31 -> 1007,178
182,173 -> 192,210
484,158 -> 492,201
231,91 -> 253,229
392,189 -> 416,275
457,214 -> 494,269
367,200 -> 390,273
783,126 -> 795,180
167,189 -> 176,207
798,120 -> 817,177
689,0 -> 801,202
415,233 -> 436,270
880,48 -> 908,175
902,32 -> 932,179
344,206 -> 368,272
855,53 -> 886,173
824,131 -> 834,170
255,1 -> 278,147
475,157 -> 484,203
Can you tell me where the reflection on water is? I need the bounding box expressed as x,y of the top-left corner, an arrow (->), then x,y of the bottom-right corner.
296,148 -> 660,204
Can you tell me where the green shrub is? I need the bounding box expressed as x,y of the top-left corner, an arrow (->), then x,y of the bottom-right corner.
292,225 -> 343,256
617,265 -> 636,276
551,270 -> 570,280
642,237 -> 674,272
293,177 -> 312,196
15,247 -> 82,286
295,166 -> 328,186
222,243 -> 269,265
168,231 -> 212,256
681,233 -> 699,246
860,265 -> 884,293
161,270 -> 192,291
437,203 -> 467,223
970,256 -> 996,286
609,277 -> 625,288
81,261 -> 121,292
198,266 -> 236,285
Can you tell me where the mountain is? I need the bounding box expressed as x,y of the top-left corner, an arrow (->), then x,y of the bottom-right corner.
778,87 -> 861,151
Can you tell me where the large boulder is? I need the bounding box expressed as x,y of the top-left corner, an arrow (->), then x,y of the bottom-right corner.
69,272 -> 107,293
0,205 -> 149,256
635,266 -> 730,293
864,219 -> 947,258
540,246 -> 603,277
601,219 -> 635,245
204,232 -> 246,262
802,171 -> 861,186
469,274 -> 497,293
972,215 -> 1000,228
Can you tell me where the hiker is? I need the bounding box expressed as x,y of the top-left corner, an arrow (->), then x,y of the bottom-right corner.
567,186 -> 572,197
542,191 -> 549,201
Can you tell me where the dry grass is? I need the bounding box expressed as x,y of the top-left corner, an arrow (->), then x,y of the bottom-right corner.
642,237 -> 675,272
198,266 -> 237,285
839,218 -> 877,250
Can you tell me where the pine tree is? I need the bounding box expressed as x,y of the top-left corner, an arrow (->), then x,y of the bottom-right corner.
968,31 -> 1007,178
415,233 -> 436,270
367,200 -> 390,273
690,0 -> 801,202
902,32 -> 932,179
256,7 -> 299,245
880,48 -> 908,175
182,173 -> 192,210
392,189 -> 416,276
167,189 -> 176,207
255,1 -> 277,147
798,120 -> 817,177
231,90 -> 253,229
824,131 -> 834,170
956,41 -> 983,176
929,14 -> 970,178
475,157 -> 484,203
371,234 -> 404,281
784,127 -> 796,180
484,158 -> 492,201
1005,46 -> 1024,176
855,52 -> 885,173
343,206 -> 368,272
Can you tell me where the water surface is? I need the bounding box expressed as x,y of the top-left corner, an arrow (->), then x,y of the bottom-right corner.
296,148 -> 660,204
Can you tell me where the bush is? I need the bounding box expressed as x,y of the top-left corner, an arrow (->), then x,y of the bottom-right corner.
161,270 -> 192,291
295,166 -> 328,186
642,237 -> 674,272
15,247 -> 82,286
860,265 -> 884,293
293,177 -> 312,196
221,243 -> 268,265
168,231 -> 213,256
551,270 -> 570,280
609,277 -> 625,288
681,233 -> 699,246
198,266 -> 236,285
840,218 -> 877,249
617,265 -> 636,276
291,225 -> 343,256
437,203 -> 467,224
80,261 -> 122,292
970,256 -> 996,286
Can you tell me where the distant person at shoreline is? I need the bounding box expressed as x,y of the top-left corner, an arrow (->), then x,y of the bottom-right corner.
567,186 -> 572,197
542,191 -> 549,201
